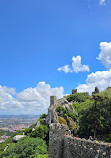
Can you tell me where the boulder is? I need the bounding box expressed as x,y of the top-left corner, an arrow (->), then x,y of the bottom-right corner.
13,135 -> 26,142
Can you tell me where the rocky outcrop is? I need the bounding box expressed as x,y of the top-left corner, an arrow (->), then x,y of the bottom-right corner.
13,135 -> 26,142
46,95 -> 76,125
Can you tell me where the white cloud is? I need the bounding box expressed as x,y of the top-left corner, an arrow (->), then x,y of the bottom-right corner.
57,56 -> 90,73
0,86 -> 15,103
57,65 -> 72,73
0,82 -> 64,115
72,56 -> 90,73
99,0 -> 106,5
77,69 -> 111,95
97,42 -> 111,68
0,86 -> 23,114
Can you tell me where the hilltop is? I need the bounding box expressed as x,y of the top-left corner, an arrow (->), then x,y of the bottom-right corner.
46,87 -> 111,142
0,87 -> 111,157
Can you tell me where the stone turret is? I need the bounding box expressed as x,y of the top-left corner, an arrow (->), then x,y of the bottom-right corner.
46,96 -> 58,125
72,89 -> 77,94
50,96 -> 57,107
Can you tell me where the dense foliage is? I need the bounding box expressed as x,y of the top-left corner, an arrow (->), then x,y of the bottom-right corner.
0,114 -> 49,158
56,105 -> 78,131
28,125 -> 49,140
92,86 -> 99,95
56,105 -> 77,122
66,93 -> 90,102
75,88 -> 111,141
2,137 -> 48,158
39,114 -> 47,120
58,88 -> 111,142
0,130 -> 12,137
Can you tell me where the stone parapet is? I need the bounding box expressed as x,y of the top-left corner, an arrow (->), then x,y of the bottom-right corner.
63,135 -> 111,158
49,123 -> 66,158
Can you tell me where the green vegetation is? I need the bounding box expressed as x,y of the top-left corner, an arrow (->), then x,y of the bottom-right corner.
56,105 -> 77,121
39,114 -> 47,120
2,137 -> 48,158
0,130 -> 12,137
56,105 -> 78,132
56,105 -> 64,113
92,86 -> 99,94
57,88 -> 111,142
76,88 -> 111,141
66,93 -> 90,103
0,136 -> 13,157
27,125 -> 49,141
0,114 -> 49,158
58,116 -> 69,130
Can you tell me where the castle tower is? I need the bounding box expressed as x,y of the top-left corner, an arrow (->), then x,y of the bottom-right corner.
72,89 -> 77,94
50,96 -> 57,107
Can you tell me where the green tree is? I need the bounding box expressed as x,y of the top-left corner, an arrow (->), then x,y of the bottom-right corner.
29,125 -> 49,140
67,93 -> 89,103
92,86 -> 99,95
3,137 -> 48,158
40,114 -> 47,119
78,90 -> 111,140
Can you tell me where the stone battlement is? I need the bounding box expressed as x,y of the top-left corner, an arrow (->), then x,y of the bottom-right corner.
49,123 -> 66,158
49,123 -> 111,158
64,135 -> 111,158
50,123 -> 65,131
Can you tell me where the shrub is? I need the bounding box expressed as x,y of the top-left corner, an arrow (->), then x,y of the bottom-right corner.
56,105 -> 64,113
3,137 -> 48,158
40,114 -> 47,120
67,93 -> 89,102
29,125 -> 49,140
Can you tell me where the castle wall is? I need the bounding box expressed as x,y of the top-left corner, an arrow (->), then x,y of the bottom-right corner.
48,95 -> 111,158
49,123 -> 111,158
63,135 -> 111,158
72,89 -> 77,94
50,96 -> 57,107
49,123 -> 66,158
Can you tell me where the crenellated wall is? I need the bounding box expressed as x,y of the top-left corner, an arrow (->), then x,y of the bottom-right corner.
63,135 -> 111,158
49,123 -> 66,158
49,123 -> 111,158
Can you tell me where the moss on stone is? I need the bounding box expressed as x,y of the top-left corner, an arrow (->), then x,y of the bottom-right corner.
68,117 -> 76,130
58,116 -> 69,130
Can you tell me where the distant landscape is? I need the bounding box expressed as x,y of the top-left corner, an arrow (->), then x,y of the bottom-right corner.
0,115 -> 40,143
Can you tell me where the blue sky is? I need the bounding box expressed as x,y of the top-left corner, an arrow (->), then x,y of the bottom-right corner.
0,0 -> 111,115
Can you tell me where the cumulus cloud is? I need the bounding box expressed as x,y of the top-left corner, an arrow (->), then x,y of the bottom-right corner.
0,82 -> 64,115
57,56 -> 90,73
77,69 -> 111,95
57,65 -> 72,73
97,42 -> 111,68
72,56 -> 90,73
99,0 -> 106,5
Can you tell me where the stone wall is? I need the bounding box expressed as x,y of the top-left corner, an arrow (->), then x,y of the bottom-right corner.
63,135 -> 111,158
49,123 -> 111,158
49,123 -> 66,158
48,95 -> 111,158
50,96 -> 57,107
